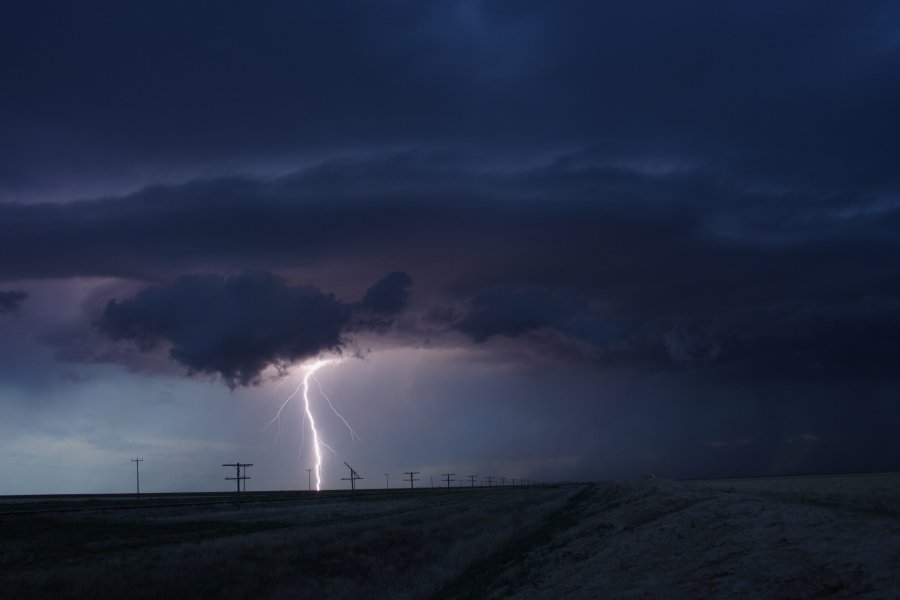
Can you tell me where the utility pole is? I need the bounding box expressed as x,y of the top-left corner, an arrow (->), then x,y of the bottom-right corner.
500,477 -> 506,487
223,462 -> 252,495
430,476 -> 434,488
467,475 -> 477,488
484,476 -> 494,488
130,458 -> 143,501
442,473 -> 455,489
242,464 -> 251,492
385,473 -> 390,489
403,471 -> 420,489
341,461 -> 362,491
306,468 -> 313,491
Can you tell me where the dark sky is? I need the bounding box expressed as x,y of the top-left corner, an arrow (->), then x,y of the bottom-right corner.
2,1 -> 899,493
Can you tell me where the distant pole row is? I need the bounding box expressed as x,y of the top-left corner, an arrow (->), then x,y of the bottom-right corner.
337,469 -> 542,491
128,459 -> 544,497
295,465 -> 543,492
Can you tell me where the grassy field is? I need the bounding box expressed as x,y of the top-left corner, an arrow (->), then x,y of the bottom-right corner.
455,476 -> 900,598
4,476 -> 899,599
0,486 -> 584,599
689,472 -> 900,516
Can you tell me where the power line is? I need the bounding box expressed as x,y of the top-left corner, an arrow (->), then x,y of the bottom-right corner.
341,461 -> 363,491
130,458 -> 143,500
242,464 -> 252,492
222,462 -> 253,495
442,473 -> 455,489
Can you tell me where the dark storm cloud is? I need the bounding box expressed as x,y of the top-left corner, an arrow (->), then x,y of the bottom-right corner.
2,0 -> 900,480
1,1 -> 898,202
0,290 -> 28,314
361,272 -> 413,315
4,150 -> 898,284
96,270 -> 411,387
6,152 -> 900,381
452,281 -> 900,379
453,285 -> 586,342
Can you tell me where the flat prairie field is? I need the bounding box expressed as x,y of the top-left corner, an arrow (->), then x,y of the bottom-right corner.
2,476 -> 899,599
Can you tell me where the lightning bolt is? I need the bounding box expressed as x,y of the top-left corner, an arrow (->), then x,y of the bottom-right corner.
302,359 -> 328,491
313,373 -> 364,444
266,357 -> 357,492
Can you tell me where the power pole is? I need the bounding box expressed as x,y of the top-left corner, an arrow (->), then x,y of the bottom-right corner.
467,475 -> 477,488
223,462 -> 252,495
500,477 -> 506,487
430,476 -> 434,488
385,473 -> 390,489
306,468 -> 313,491
130,458 -> 143,501
242,464 -> 251,492
403,471 -> 420,489
484,476 -> 494,488
442,473 -> 455,489
342,461 -> 362,491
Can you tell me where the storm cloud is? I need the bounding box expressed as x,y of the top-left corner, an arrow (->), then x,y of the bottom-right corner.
2,1 -> 900,482
0,290 -> 28,314
2,2 -> 899,204
361,271 -> 414,315
97,270 -> 411,387
454,285 -> 587,342
6,154 -> 900,383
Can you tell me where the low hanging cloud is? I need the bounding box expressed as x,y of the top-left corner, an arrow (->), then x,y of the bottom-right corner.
0,290 -> 28,314
97,270 -> 412,387
7,151 -> 900,385
361,271 -> 414,314
453,285 -> 586,342
448,281 -> 900,379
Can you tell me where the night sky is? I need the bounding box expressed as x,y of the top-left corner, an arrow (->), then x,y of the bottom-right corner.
2,1 -> 900,493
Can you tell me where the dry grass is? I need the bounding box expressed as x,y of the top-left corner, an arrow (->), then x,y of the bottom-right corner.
0,486 -> 581,600
465,478 -> 900,599
691,472 -> 900,516
9,476 -> 898,599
